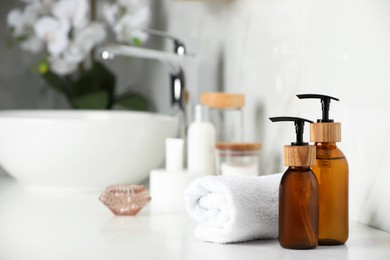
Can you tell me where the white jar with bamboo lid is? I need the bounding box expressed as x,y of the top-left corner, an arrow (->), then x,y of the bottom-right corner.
201,92 -> 244,143
216,142 -> 261,176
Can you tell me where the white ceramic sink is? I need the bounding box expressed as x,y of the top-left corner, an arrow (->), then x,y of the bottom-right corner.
0,110 -> 178,191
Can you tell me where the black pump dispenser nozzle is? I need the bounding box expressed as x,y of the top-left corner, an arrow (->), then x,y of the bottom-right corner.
269,117 -> 313,146
296,94 -> 339,123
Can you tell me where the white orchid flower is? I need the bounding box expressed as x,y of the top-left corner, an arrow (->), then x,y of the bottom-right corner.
118,0 -> 130,7
101,3 -> 119,27
114,6 -> 150,43
117,0 -> 151,19
100,0 -> 150,44
34,16 -> 70,56
49,57 -> 78,76
118,0 -> 148,9
64,22 -> 107,64
12,2 -> 46,29
8,1 -> 49,35
7,9 -> 24,35
7,4 -> 45,53
20,36 -> 43,53
22,2 -> 42,24
74,22 -> 106,52
8,0 -> 151,76
52,0 -> 89,30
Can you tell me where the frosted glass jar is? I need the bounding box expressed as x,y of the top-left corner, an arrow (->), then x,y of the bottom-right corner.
216,143 -> 261,176
201,93 -> 244,143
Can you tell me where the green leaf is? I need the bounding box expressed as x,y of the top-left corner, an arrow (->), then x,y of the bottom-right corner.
115,92 -> 149,111
70,62 -> 115,108
41,71 -> 69,93
71,62 -> 115,97
15,35 -> 28,43
132,37 -> 142,46
118,7 -> 126,16
72,90 -> 109,109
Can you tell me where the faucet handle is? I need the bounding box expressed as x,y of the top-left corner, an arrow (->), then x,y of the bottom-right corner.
142,28 -> 186,56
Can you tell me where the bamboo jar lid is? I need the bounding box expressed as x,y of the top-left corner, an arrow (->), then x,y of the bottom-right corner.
283,145 -> 316,167
216,142 -> 261,151
310,122 -> 341,142
201,92 -> 245,109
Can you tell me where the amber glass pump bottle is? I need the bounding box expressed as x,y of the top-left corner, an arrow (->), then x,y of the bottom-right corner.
269,117 -> 318,249
297,94 -> 349,245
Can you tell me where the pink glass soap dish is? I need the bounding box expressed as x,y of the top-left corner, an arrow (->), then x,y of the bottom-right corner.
99,184 -> 151,216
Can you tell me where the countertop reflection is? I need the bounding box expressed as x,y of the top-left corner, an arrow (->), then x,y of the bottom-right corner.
0,175 -> 389,260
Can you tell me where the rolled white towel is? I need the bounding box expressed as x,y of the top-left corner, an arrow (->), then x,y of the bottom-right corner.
184,173 -> 282,244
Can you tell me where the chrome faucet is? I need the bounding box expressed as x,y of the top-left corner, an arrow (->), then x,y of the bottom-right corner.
100,30 -> 187,137
142,28 -> 186,56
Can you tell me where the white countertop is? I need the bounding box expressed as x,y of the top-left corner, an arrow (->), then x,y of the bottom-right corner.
0,175 -> 389,260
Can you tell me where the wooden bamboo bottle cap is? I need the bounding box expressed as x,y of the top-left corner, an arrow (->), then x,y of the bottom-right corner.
310,122 -> 341,142
296,94 -> 341,142
269,116 -> 316,167
284,145 -> 316,167
201,92 -> 245,109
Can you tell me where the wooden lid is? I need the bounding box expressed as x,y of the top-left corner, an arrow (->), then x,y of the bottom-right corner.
184,89 -> 189,104
201,92 -> 245,109
310,122 -> 341,142
283,145 -> 316,166
216,142 -> 261,151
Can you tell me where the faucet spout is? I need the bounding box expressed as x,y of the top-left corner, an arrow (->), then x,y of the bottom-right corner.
101,44 -> 182,75
99,43 -> 187,137
142,28 -> 186,56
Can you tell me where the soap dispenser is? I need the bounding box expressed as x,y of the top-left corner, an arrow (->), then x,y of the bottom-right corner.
269,117 -> 318,249
297,94 -> 349,245
187,105 -> 216,175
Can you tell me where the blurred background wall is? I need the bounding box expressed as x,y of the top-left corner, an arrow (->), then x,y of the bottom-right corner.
1,0 -> 390,233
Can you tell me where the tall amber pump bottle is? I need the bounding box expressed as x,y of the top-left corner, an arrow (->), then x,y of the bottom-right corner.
297,94 -> 349,245
269,117 -> 318,249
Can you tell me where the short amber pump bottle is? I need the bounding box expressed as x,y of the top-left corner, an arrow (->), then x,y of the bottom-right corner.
297,94 -> 349,245
269,117 -> 319,249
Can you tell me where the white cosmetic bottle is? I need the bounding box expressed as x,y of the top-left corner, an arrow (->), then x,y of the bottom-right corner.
187,105 -> 216,175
